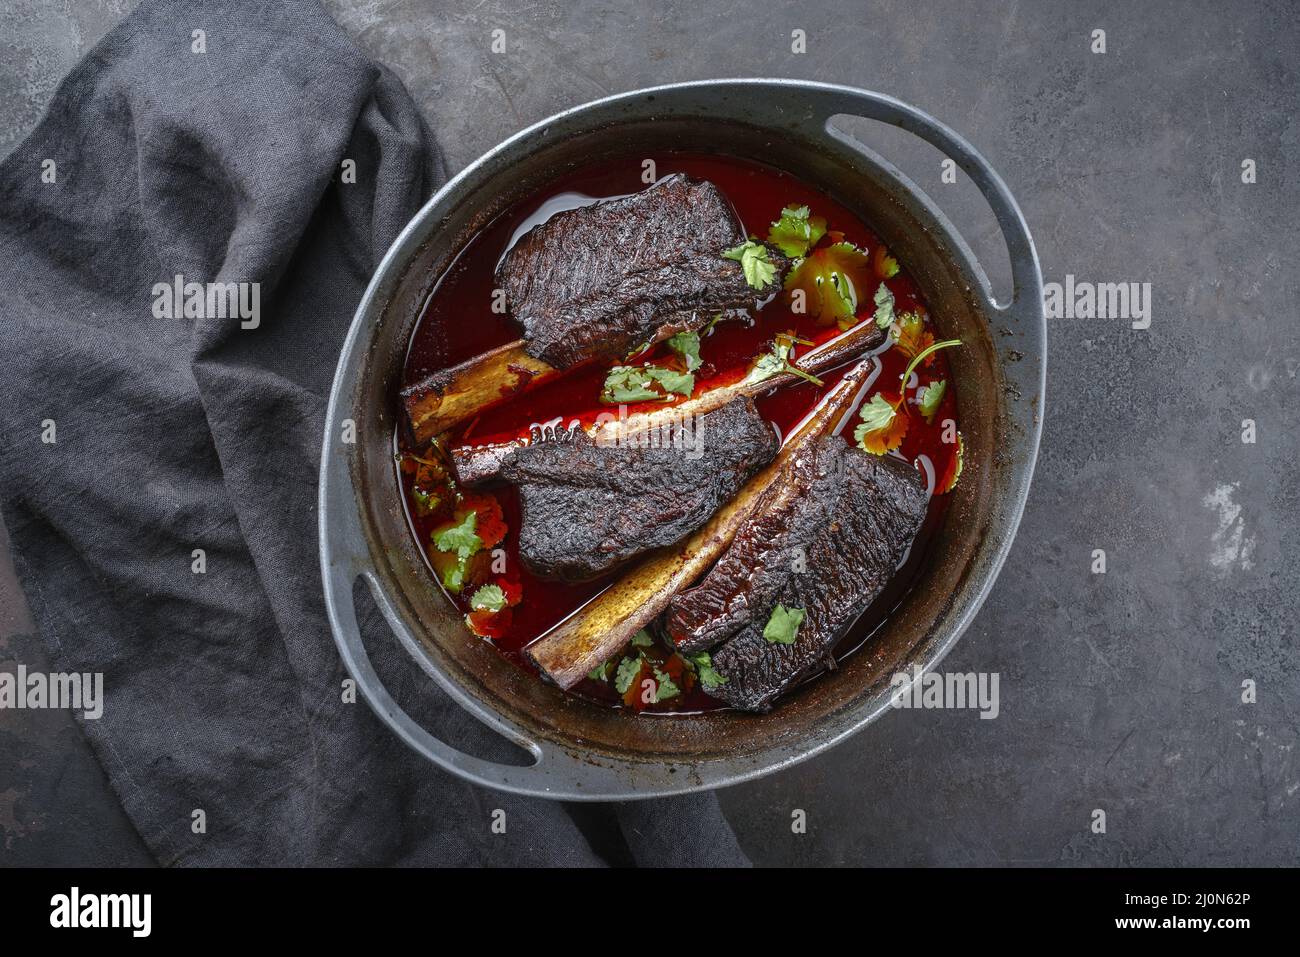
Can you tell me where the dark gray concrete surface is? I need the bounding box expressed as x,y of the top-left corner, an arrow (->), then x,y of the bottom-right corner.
2,0 -> 1296,866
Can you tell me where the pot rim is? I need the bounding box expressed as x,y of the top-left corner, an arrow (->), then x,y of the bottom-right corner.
320,78 -> 1045,800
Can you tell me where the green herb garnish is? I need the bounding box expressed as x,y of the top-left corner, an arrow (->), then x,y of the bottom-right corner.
441,563 -> 467,593
723,240 -> 778,290
901,338 -> 962,390
433,511 -> 481,559
433,512 -> 482,595
873,282 -> 896,329
630,629 -> 655,648
853,394 -> 903,454
614,656 -> 643,694
411,487 -> 441,517
767,205 -> 827,258
762,604 -> 806,645
468,584 -> 507,612
587,660 -> 613,683
744,333 -> 824,388
666,330 -> 703,372
686,651 -> 728,690
918,379 -> 947,422
600,364 -> 695,404
651,666 -> 680,702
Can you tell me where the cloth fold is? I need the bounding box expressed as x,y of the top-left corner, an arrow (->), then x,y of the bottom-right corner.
0,0 -> 748,867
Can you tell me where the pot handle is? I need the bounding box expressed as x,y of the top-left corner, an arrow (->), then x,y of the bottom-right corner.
803,86 -> 1042,325
324,558 -> 541,789
320,454 -> 607,798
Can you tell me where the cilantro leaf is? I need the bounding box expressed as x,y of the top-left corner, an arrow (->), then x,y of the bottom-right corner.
873,282 -> 896,329
762,604 -> 806,645
784,241 -> 872,329
890,311 -> 935,363
648,366 -> 694,397
745,349 -> 786,386
687,651 -> 728,690
666,330 -> 703,372
854,393 -> 906,454
651,666 -> 680,702
614,656 -> 643,694
433,512 -> 481,560
587,660 -> 612,683
601,365 -> 662,403
630,629 -> 655,647
743,334 -> 824,388
873,245 -> 900,278
723,240 -> 778,290
767,205 -> 827,258
918,379 -> 947,422
855,393 -> 898,436
468,584 -> 507,612
441,562 -> 467,594
600,364 -> 694,404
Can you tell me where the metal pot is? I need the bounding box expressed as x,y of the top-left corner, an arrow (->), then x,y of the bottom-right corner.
319,79 -> 1044,800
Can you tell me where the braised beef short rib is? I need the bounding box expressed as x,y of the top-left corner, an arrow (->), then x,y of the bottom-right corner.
666,438 -> 928,712
498,397 -> 778,582
498,174 -> 788,369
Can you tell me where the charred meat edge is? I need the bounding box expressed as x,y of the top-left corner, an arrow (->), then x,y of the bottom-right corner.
498,397 -> 778,583
525,356 -> 878,690
403,173 -> 790,444
450,320 -> 886,485
500,174 -> 787,370
671,442 -> 928,712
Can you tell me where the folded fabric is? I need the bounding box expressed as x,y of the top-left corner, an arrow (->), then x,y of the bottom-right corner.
0,0 -> 748,867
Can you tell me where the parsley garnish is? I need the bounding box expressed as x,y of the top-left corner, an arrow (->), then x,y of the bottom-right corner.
614,656 -> 643,694
666,330 -> 703,372
853,393 -> 905,454
651,665 -> 680,702
441,563 -> 467,593
433,512 -> 482,595
600,364 -> 694,404
468,584 -> 507,612
918,379 -> 946,422
587,660 -> 612,683
873,283 -> 895,329
901,338 -> 962,390
767,205 -> 827,258
854,394 -> 898,444
433,512 -> 481,559
762,604 -> 806,645
723,240 -> 778,290
630,629 -> 655,647
744,333 -> 824,388
411,487 -> 441,517
686,651 -> 728,690
874,246 -> 900,278
855,338 -> 961,455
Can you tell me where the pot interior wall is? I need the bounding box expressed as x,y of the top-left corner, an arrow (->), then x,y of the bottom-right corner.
352,115 -> 1005,761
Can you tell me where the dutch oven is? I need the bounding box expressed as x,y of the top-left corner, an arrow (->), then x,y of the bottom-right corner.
319,79 -> 1044,799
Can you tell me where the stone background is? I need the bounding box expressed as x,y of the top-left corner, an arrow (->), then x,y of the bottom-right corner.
2,0 -> 1297,865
